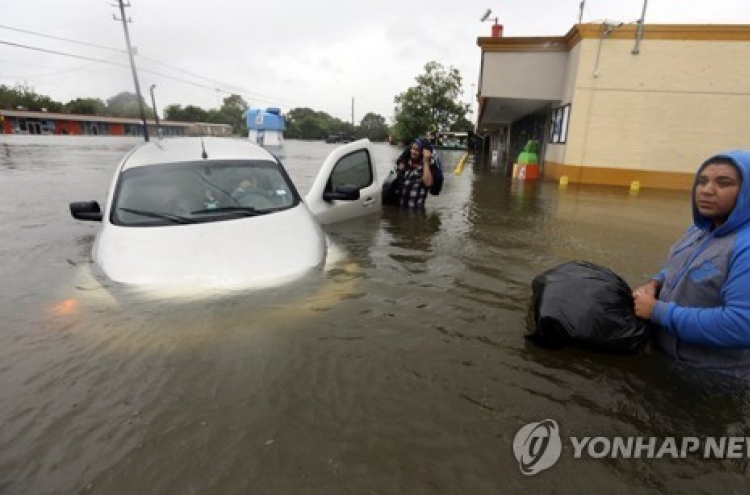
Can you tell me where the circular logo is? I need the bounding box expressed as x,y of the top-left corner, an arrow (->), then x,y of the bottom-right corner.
512,419 -> 562,475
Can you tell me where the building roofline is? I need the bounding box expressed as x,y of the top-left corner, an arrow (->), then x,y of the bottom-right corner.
0,109 -> 231,128
478,23 -> 750,52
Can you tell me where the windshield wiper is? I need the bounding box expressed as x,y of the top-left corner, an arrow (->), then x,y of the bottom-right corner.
118,207 -> 195,224
190,206 -> 265,216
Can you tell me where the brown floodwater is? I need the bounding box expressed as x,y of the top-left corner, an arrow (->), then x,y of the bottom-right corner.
1,135 -> 748,494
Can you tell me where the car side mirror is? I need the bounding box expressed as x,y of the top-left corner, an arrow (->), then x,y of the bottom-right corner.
70,200 -> 103,221
322,185 -> 361,202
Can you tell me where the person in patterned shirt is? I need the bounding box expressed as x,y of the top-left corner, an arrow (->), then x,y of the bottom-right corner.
393,138 -> 435,208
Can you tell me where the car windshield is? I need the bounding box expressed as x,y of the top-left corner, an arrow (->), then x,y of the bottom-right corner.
111,159 -> 298,226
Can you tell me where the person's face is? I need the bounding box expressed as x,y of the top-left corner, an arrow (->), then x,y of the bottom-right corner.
410,144 -> 421,162
695,162 -> 741,227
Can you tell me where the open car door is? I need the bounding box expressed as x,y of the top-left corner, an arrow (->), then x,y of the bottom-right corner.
305,138 -> 381,225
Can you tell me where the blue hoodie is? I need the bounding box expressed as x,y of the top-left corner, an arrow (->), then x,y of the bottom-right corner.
651,149 -> 750,378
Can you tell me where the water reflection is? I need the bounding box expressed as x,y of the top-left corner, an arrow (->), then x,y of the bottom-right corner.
383,207 -> 442,251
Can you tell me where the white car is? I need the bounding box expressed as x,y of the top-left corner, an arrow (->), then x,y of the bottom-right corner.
70,137 -> 381,288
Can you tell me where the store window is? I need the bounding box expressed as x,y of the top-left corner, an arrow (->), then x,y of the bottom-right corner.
549,105 -> 571,144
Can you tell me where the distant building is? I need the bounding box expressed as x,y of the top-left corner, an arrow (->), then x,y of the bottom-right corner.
245,107 -> 285,147
0,109 -> 232,137
476,23 -> 750,189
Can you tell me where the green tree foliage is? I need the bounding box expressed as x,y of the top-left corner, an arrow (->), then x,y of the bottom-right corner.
358,112 -> 389,141
163,104 -> 209,122
65,97 -> 107,115
0,83 -> 63,112
285,107 -> 339,140
451,114 -> 474,133
392,61 -> 470,144
106,91 -> 150,118
284,107 -> 388,141
218,94 -> 248,135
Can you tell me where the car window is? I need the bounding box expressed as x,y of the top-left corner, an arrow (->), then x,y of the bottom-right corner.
327,149 -> 372,191
111,159 -> 298,226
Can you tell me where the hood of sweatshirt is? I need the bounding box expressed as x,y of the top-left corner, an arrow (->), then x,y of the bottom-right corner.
692,149 -> 750,236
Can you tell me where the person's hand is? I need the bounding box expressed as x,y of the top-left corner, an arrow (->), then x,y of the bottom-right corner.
632,280 -> 660,299
633,291 -> 658,319
633,280 -> 660,319
422,148 -> 433,160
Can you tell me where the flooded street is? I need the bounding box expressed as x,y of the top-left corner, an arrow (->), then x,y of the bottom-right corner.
1,136 -> 749,494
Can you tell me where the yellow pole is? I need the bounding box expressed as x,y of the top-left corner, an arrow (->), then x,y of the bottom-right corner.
454,152 -> 469,175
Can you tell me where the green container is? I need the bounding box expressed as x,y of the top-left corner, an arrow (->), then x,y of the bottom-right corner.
517,140 -> 539,165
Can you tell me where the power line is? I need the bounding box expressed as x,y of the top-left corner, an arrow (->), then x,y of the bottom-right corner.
2,53 -> 123,79
0,38 -> 355,115
0,24 -> 124,53
0,25 -> 300,106
0,31 -> 376,120
0,40 -> 122,64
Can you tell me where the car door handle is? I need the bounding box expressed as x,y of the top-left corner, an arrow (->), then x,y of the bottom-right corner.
362,197 -> 374,207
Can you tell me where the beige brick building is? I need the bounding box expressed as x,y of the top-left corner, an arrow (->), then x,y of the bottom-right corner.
476,23 -> 750,190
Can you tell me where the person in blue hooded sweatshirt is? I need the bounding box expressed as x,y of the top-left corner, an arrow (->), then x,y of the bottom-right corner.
633,149 -> 750,379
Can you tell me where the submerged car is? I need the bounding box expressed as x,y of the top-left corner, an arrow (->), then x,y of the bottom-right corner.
325,132 -> 354,144
70,137 -> 381,288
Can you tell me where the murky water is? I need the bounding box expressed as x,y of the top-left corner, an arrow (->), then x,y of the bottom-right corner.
2,135 -> 749,494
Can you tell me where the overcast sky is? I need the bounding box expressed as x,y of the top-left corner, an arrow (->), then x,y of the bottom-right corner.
2,0 -> 749,123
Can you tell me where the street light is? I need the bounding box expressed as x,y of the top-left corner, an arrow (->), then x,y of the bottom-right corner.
149,84 -> 160,136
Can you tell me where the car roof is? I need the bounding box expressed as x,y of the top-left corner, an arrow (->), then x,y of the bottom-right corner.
121,137 -> 277,171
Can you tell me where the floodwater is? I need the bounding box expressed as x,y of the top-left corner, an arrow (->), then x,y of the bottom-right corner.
1,135 -> 749,494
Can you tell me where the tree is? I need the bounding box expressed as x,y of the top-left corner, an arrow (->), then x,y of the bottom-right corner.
106,91 -> 149,118
218,94 -> 248,135
163,104 -> 209,122
0,83 -> 63,112
450,115 -> 474,133
392,61 -> 470,143
358,112 -> 388,142
285,107 -> 347,140
65,97 -> 107,115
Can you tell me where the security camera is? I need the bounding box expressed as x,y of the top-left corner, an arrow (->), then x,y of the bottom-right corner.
603,19 -> 624,28
480,8 -> 492,22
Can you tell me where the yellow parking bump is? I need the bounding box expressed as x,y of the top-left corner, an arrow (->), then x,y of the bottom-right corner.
454,152 -> 469,175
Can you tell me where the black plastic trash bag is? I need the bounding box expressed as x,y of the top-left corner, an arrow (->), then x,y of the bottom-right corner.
526,260 -> 650,354
382,169 -> 402,206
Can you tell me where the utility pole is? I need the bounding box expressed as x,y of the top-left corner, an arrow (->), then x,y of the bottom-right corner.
149,84 -> 160,136
351,97 -> 354,127
578,0 -> 585,24
114,0 -> 149,142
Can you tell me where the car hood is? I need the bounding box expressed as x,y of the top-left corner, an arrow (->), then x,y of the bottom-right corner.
94,204 -> 327,288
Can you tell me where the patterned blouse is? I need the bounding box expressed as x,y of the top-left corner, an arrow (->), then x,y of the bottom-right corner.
395,161 -> 431,208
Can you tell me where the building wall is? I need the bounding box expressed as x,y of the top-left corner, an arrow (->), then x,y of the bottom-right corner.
561,37 -> 750,180
479,25 -> 750,189
546,43 -> 582,165
109,123 -> 125,136
0,110 -> 226,137
481,51 -> 569,100
57,120 -> 81,135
